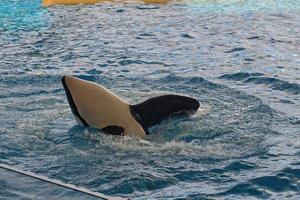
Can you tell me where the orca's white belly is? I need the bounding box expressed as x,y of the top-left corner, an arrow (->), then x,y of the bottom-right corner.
64,76 -> 145,137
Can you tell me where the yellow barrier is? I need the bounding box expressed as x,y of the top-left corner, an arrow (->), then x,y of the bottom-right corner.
43,0 -> 171,6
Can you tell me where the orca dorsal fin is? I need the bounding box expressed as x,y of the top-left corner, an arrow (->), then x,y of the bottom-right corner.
130,95 -> 200,134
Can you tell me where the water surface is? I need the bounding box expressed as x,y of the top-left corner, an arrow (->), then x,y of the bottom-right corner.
0,0 -> 300,199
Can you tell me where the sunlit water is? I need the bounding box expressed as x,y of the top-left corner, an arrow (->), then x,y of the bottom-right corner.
0,0 -> 300,199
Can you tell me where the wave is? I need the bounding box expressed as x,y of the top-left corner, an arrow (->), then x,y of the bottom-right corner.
219,72 -> 264,81
218,167 -> 300,198
244,77 -> 300,95
219,72 -> 300,95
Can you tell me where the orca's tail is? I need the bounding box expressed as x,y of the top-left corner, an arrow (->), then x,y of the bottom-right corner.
130,95 -> 200,134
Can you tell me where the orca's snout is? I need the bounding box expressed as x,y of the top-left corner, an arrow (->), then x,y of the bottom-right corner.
61,75 -> 80,93
61,75 -> 90,127
62,75 -> 67,82
61,76 -> 73,100
61,75 -> 70,90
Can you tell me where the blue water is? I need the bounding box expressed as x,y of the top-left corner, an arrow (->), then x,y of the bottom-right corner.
1,0 -> 300,199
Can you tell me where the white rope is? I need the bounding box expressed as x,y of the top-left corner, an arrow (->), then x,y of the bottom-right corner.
0,164 -> 127,200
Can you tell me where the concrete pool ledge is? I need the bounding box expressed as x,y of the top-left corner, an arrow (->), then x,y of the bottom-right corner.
0,164 -> 128,200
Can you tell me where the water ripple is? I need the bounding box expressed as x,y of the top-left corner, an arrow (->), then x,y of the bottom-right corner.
219,72 -> 300,95
0,1 -> 300,199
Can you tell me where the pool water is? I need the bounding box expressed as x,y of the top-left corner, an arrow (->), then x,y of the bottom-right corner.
0,0 -> 300,199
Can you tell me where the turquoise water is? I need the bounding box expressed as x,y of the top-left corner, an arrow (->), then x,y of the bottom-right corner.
0,0 -> 300,199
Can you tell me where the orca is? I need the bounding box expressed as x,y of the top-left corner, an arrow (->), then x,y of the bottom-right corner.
62,75 -> 199,138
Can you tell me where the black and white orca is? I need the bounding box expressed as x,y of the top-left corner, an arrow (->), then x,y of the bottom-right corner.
62,75 -> 199,138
